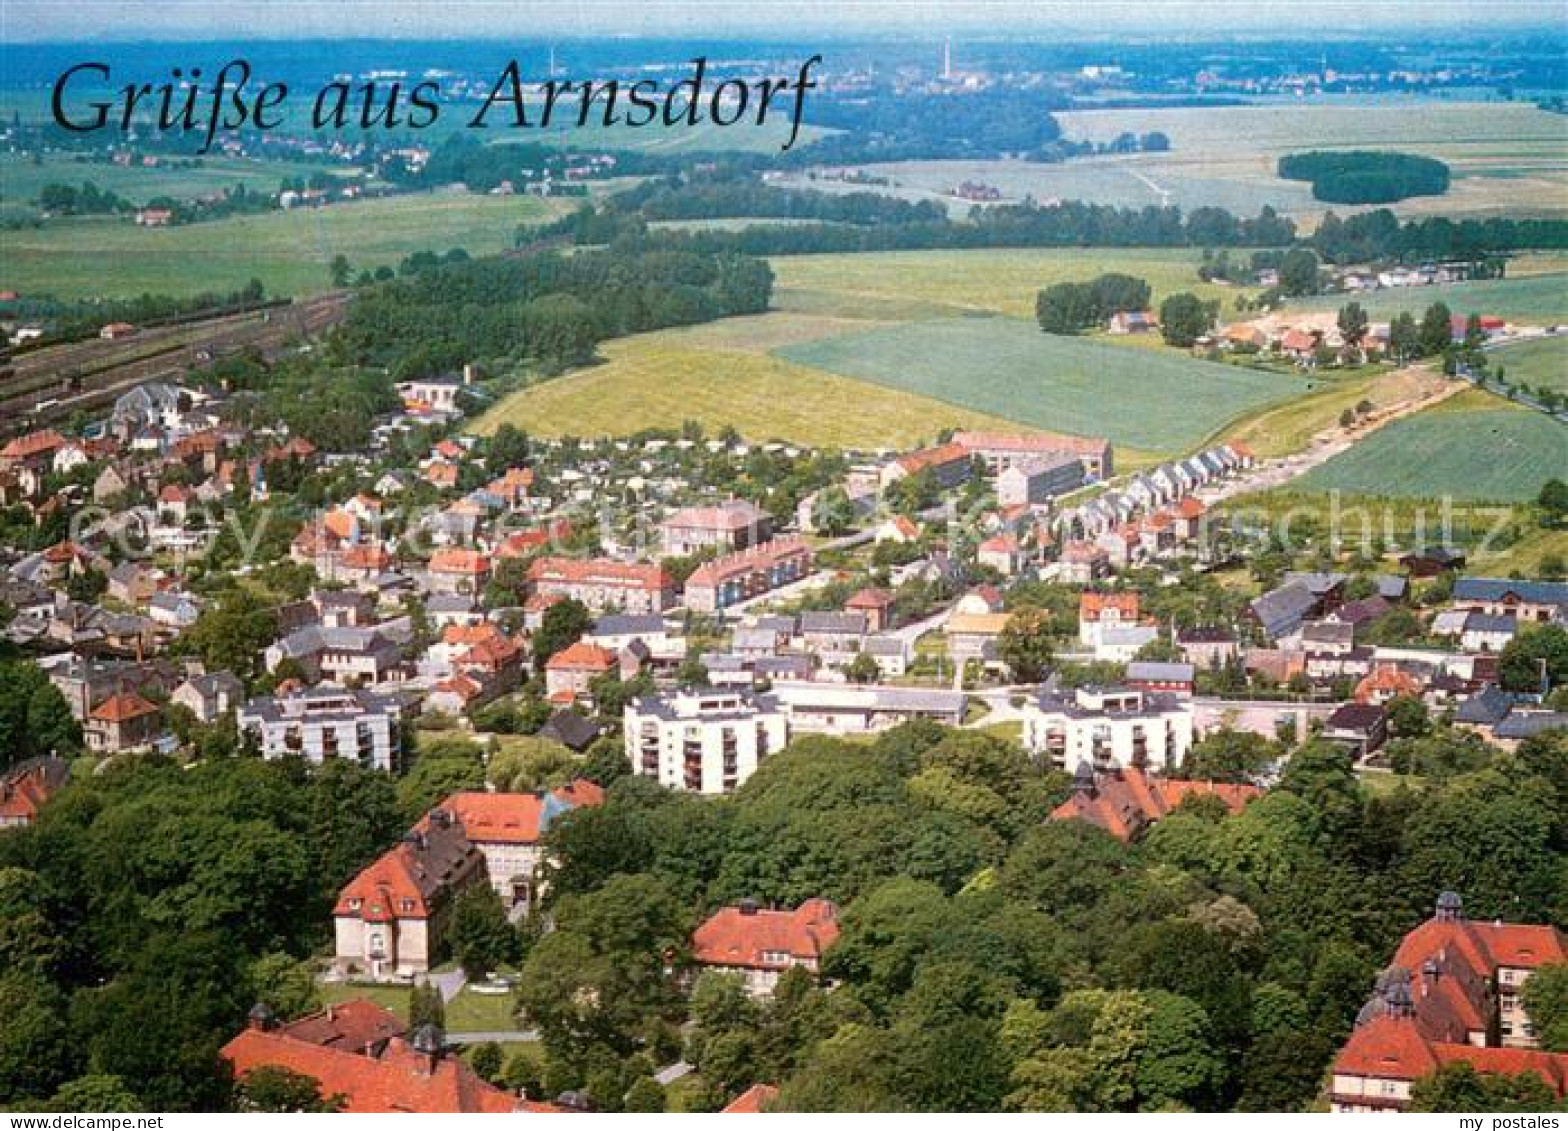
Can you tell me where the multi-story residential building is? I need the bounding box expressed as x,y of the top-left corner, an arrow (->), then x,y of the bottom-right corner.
1452,578 -> 1568,624
424,781 -> 604,912
265,624 -> 410,687
1330,892 -> 1568,1112
543,641 -> 620,703
683,538 -> 812,613
625,689 -> 787,794
1022,685 -> 1194,772
528,556 -> 676,614
691,898 -> 841,997
951,429 -> 1114,480
238,686 -> 404,771
996,454 -> 1087,507
331,810 -> 487,980
659,499 -> 773,557
171,671 -> 245,723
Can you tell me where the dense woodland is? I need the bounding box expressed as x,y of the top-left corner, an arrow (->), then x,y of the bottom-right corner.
2,714 -> 1563,1112
1279,151 -> 1452,206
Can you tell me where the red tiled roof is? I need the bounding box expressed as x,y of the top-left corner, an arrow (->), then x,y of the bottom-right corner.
894,441 -> 969,476
223,1008 -> 563,1114
279,1001 -> 404,1055
1080,591 -> 1140,619
429,549 -> 490,575
692,899 -> 840,971
0,760 -> 67,823
845,587 -> 895,610
89,691 -> 159,723
686,538 -> 810,589
663,499 -> 767,532
952,430 -> 1110,458
1050,767 -> 1261,841
545,642 -> 617,673
431,781 -> 605,846
1,429 -> 67,461
722,1084 -> 779,1113
529,556 -> 671,591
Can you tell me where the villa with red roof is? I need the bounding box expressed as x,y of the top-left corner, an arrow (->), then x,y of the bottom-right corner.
1051,764 -> 1260,842
0,757 -> 69,829
1330,892 -> 1568,1111
334,781 -> 606,976
1078,590 -> 1143,646
878,441 -> 974,492
691,898 -> 841,997
224,1001 -> 563,1113
544,641 -> 621,703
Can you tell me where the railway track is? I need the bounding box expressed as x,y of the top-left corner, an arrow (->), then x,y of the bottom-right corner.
0,292 -> 352,436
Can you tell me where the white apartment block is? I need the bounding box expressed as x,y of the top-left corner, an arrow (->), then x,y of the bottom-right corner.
238,686 -> 403,772
1021,684 -> 1193,773
625,689 -> 787,794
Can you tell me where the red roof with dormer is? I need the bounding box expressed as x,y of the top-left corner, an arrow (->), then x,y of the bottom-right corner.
692,899 -> 840,972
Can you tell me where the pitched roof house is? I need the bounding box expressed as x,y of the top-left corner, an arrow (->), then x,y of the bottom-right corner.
1331,893 -> 1568,1112
1051,764 -> 1260,841
692,898 -> 842,996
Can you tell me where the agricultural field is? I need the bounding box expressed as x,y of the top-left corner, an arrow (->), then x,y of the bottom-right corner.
1058,99 -> 1568,222
769,247 -> 1254,320
1225,365 -> 1451,459
1292,272 -> 1568,325
474,313 -> 1033,449
0,189 -> 575,300
781,100 -> 1568,224
1483,335 -> 1568,397
1295,391 -> 1567,501
774,315 -> 1316,453
0,150 -> 350,215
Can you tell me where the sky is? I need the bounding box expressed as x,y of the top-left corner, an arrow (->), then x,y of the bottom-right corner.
2,0 -> 1563,43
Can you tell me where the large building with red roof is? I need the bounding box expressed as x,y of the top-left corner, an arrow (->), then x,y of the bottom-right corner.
1051,764 -> 1260,842
528,555 -> 675,614
951,429 -> 1114,480
223,1001 -> 563,1113
333,783 -> 605,977
691,898 -> 841,997
1330,892 -> 1568,1111
683,538 -> 812,613
660,498 -> 773,557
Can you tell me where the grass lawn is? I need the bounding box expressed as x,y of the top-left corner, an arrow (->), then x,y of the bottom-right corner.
1,189 -> 575,300
1292,273 -> 1568,325
474,315 -> 1033,449
319,980 -> 411,1021
1487,335 -> 1568,397
1295,391 -> 1566,502
775,315 -> 1316,454
443,988 -> 522,1034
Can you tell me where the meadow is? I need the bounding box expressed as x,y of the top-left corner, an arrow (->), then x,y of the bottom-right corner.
1,189 -> 574,299
1484,335 -> 1568,397
774,315 -> 1316,453
769,247 -> 1254,320
0,150 -> 349,213
473,313 -> 1030,449
1292,272 -> 1568,324
1295,392 -> 1567,501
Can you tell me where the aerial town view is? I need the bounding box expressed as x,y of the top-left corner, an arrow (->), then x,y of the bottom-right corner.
1,0 -> 1567,1117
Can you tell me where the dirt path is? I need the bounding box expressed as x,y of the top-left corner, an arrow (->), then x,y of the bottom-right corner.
1197,365 -> 1468,505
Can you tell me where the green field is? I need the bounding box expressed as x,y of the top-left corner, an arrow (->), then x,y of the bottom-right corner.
0,151 -> 350,213
474,313 -> 1033,449
1,189 -> 574,300
1485,335 -> 1568,396
770,247 -> 1254,320
1293,273 -> 1568,325
1296,394 -> 1567,501
774,315 -> 1316,452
